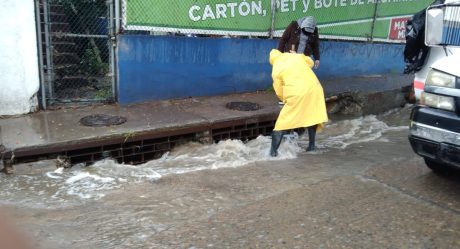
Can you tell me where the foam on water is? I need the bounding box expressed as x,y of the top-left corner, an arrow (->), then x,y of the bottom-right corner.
142,135 -> 300,175
0,109 -> 409,206
0,136 -> 300,207
313,115 -> 407,150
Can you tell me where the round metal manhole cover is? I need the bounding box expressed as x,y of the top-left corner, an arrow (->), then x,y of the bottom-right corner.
226,101 -> 261,111
80,114 -> 127,127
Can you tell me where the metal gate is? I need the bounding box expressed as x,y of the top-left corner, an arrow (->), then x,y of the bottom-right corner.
36,0 -> 117,108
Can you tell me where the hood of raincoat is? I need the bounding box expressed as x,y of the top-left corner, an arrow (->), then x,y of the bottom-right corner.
299,16 -> 316,33
269,49 -> 282,65
269,49 -> 314,68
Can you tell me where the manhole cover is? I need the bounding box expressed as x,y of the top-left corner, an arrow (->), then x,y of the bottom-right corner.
226,101 -> 261,111
80,114 -> 127,127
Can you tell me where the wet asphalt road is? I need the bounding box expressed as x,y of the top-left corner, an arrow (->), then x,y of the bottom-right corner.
4,108 -> 460,249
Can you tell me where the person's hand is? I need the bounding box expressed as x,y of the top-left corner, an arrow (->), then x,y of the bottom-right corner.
289,50 -> 296,54
314,60 -> 320,69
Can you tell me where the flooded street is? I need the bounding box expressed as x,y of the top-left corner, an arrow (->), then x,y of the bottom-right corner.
2,105 -> 460,248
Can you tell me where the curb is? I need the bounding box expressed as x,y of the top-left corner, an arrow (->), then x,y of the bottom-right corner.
0,85 -> 412,172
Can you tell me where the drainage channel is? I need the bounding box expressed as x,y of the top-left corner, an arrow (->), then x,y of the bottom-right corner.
1,114 -> 276,172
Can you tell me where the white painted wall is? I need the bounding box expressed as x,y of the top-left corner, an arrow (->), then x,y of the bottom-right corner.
0,0 -> 39,116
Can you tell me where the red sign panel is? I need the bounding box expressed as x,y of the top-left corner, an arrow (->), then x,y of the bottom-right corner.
389,17 -> 410,40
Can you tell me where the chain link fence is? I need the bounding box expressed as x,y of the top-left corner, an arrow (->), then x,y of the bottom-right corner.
121,0 -> 434,42
38,0 -> 115,106
122,1 -> 274,37
36,0 -> 434,107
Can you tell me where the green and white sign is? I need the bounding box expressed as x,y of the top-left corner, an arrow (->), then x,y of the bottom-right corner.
123,0 -> 433,42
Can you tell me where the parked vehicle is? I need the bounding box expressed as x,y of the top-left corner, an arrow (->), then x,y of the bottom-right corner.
409,1 -> 460,173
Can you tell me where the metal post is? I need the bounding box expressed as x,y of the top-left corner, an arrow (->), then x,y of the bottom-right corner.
370,2 -> 379,42
43,0 -> 54,102
109,0 -> 117,101
270,0 -> 277,39
35,0 -> 47,110
115,0 -> 121,34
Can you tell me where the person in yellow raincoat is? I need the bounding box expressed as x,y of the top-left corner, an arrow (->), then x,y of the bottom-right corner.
269,49 -> 328,156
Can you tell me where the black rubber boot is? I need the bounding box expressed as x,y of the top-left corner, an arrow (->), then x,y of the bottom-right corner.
270,130 -> 286,157
306,125 -> 317,152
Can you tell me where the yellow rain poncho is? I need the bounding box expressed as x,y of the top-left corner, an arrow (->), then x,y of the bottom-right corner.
269,49 -> 328,131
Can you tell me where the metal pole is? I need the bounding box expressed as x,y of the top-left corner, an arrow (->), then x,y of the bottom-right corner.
270,0 -> 277,39
43,0 -> 54,102
109,0 -> 117,101
35,0 -> 47,110
115,0 -> 120,33
370,2 -> 379,42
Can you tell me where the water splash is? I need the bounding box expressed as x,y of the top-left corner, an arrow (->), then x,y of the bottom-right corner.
0,136 -> 301,207
0,108 -> 409,206
312,115 -> 407,150
143,135 -> 300,175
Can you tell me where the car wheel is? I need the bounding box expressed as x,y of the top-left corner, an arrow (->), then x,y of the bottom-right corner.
424,157 -> 452,175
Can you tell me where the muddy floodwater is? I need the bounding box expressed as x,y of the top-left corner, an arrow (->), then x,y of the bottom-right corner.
0,108 -> 409,207
3,105 -> 460,248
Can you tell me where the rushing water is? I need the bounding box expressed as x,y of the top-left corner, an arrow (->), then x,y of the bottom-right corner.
0,107 -> 410,209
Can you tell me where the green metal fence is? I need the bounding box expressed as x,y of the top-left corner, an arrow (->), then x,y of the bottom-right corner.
122,0 -> 434,42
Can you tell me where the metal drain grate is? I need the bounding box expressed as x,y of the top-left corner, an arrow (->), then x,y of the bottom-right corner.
80,114 -> 127,127
226,102 -> 261,111
1,115 -> 277,168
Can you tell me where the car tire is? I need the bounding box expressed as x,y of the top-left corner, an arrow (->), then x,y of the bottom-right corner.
424,157 -> 452,175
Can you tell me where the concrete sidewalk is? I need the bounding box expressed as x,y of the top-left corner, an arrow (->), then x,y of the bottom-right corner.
0,74 -> 412,169
0,92 -> 279,152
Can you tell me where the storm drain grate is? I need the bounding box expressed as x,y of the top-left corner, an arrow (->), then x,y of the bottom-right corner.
80,114 -> 127,127
3,131 -> 204,167
1,115 -> 277,169
226,102 -> 261,111
211,118 -> 275,143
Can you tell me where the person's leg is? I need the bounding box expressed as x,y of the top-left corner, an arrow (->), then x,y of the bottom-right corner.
294,128 -> 306,137
307,125 -> 318,151
270,130 -> 287,157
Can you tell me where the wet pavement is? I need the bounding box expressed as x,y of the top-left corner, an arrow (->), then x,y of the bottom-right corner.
0,92 -> 276,152
0,74 -> 411,155
2,106 -> 460,248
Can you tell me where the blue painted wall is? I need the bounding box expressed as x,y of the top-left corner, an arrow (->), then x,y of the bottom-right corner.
118,35 -> 404,104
